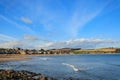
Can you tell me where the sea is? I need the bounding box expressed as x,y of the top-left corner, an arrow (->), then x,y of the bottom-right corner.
0,54 -> 120,80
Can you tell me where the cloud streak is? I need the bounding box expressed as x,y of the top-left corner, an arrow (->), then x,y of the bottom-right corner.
0,0 -> 119,49
0,34 -> 47,49
66,0 -> 111,38
20,17 -> 32,24
0,14 -> 36,34
35,38 -> 120,49
23,34 -> 39,41
0,34 -> 120,50
0,34 -> 17,41
23,34 -> 51,42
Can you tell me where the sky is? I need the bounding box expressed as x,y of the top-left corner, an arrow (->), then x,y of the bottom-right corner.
0,0 -> 120,49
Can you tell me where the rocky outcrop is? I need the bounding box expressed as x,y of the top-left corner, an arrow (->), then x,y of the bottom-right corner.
0,69 -> 80,80
0,69 -> 55,80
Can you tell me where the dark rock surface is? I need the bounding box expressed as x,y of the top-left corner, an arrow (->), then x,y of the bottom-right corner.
0,69 -> 56,80
0,69 -> 80,80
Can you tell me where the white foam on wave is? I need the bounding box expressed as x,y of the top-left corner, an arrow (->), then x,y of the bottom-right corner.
62,63 -> 79,72
21,61 -> 28,63
40,58 -> 49,61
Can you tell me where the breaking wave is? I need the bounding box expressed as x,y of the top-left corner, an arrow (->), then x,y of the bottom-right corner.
40,58 -> 49,61
62,63 -> 80,72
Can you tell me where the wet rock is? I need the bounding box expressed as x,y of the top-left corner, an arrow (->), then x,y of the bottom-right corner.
0,69 -> 81,80
39,75 -> 48,80
63,77 -> 80,80
0,69 -> 55,80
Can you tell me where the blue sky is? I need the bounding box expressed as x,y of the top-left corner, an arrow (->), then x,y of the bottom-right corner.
0,0 -> 120,49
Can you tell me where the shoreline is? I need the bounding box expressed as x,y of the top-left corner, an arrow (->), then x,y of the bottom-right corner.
0,54 -> 31,62
0,54 -> 72,62
0,53 -> 120,62
0,69 -> 79,80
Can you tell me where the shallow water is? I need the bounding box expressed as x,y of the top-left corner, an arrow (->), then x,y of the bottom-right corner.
0,54 -> 120,80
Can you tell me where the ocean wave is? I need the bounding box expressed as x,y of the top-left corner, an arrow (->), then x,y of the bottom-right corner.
20,61 -> 28,63
62,63 -> 79,72
40,58 -> 49,61
107,63 -> 120,67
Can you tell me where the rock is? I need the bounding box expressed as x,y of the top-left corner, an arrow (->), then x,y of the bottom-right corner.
0,69 -> 80,80
39,75 -> 48,80
0,69 -> 56,80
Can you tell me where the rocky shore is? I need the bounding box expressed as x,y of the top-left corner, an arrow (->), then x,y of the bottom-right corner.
0,69 -> 80,80
0,69 -> 56,80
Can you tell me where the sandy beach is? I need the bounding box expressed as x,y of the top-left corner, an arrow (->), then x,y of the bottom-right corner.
0,54 -> 71,62
0,54 -> 32,62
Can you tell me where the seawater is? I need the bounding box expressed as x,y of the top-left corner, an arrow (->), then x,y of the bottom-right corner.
0,54 -> 120,80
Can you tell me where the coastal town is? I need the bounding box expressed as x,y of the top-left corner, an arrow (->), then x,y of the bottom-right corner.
0,47 -> 120,55
0,47 -> 78,55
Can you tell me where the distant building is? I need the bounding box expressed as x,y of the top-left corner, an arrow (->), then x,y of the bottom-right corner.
19,50 -> 26,55
15,47 -> 21,51
50,48 -> 72,54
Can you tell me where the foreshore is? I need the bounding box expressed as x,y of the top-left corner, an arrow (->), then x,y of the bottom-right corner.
0,54 -> 30,62
0,54 -> 72,62
0,69 -> 55,80
0,53 -> 119,62
0,69 -> 79,80
0,54 -> 77,80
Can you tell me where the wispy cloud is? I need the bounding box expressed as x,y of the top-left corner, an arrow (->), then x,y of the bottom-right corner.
0,14 -> 36,34
0,34 -> 34,49
23,34 -> 38,41
66,1 -> 111,38
0,34 -> 119,49
0,40 -> 23,48
20,17 -> 32,24
23,34 -> 51,42
0,0 -> 119,50
0,34 -> 51,49
35,38 -> 120,49
0,34 -> 22,48
0,34 -> 17,41
28,0 -> 112,39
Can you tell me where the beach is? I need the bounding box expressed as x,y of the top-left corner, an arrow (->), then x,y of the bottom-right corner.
0,54 -> 71,62
0,54 -> 77,80
0,54 -> 32,62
